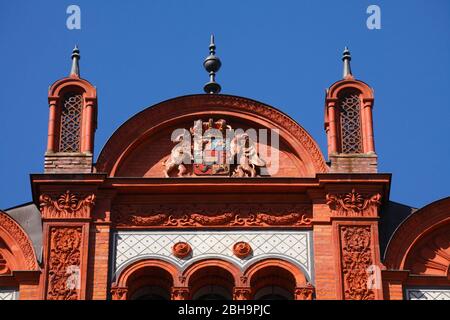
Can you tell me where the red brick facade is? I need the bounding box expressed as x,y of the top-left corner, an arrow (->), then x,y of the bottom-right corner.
0,49 -> 449,300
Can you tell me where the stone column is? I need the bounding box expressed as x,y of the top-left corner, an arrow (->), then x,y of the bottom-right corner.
46,98 -> 58,153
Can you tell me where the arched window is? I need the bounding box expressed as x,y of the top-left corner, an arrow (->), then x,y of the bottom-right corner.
131,286 -> 170,300
338,90 -> 363,153
59,92 -> 83,152
189,266 -> 234,300
126,266 -> 173,300
250,266 -> 296,300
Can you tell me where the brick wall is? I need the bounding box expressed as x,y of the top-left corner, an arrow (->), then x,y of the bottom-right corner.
44,153 -> 93,173
87,224 -> 111,300
329,154 -> 377,173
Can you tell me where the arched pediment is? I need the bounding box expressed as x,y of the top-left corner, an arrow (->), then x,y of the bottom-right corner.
326,78 -> 374,100
48,77 -> 97,99
0,210 -> 39,271
384,196 -> 450,272
96,94 -> 328,177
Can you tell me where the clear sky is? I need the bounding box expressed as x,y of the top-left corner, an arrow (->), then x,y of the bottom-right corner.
0,0 -> 449,209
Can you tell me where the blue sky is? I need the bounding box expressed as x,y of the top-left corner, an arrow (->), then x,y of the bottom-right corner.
0,0 -> 449,209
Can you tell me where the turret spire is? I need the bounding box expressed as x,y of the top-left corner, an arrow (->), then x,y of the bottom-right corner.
70,45 -> 80,77
342,47 -> 353,79
203,34 -> 222,94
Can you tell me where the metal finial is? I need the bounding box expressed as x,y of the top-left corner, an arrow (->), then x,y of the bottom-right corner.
70,45 -> 80,77
342,46 -> 353,79
203,34 -> 221,94
209,34 -> 216,53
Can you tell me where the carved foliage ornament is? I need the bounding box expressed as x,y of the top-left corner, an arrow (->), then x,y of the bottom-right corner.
46,227 -> 82,300
233,287 -> 252,300
40,190 -> 95,219
340,226 -> 375,300
114,204 -> 312,228
171,287 -> 190,300
326,189 -> 381,217
111,287 -> 128,300
295,283 -> 315,300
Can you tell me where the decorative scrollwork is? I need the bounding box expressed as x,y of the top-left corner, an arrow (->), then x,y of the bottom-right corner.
340,225 -> 375,300
111,286 -> 127,300
295,283 -> 315,300
326,189 -> 381,217
171,287 -> 190,300
113,204 -> 312,228
0,212 -> 38,270
40,190 -> 95,219
46,227 -> 82,300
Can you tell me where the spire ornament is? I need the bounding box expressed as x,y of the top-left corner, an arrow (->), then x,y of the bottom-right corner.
203,35 -> 222,94
342,47 -> 353,79
70,45 -> 80,77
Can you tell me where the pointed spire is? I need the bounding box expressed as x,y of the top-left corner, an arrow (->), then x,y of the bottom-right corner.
342,46 -> 353,79
203,34 -> 222,94
70,45 -> 80,77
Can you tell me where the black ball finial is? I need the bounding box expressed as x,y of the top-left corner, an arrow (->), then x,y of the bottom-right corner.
203,34 -> 222,94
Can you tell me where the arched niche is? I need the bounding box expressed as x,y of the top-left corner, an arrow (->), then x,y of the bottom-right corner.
113,259 -> 178,300
183,259 -> 240,300
0,211 -> 38,272
384,196 -> 450,272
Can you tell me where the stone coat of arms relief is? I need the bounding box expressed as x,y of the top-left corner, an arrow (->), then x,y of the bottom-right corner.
163,118 -> 267,177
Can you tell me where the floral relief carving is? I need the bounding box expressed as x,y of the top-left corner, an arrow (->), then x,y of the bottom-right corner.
172,242 -> 192,259
233,287 -> 252,300
0,213 -> 38,270
295,283 -> 315,300
113,204 -> 312,228
46,227 -> 83,300
233,242 -> 252,259
326,189 -> 381,217
40,190 -> 95,219
111,287 -> 128,300
171,287 -> 190,300
340,225 -> 375,300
